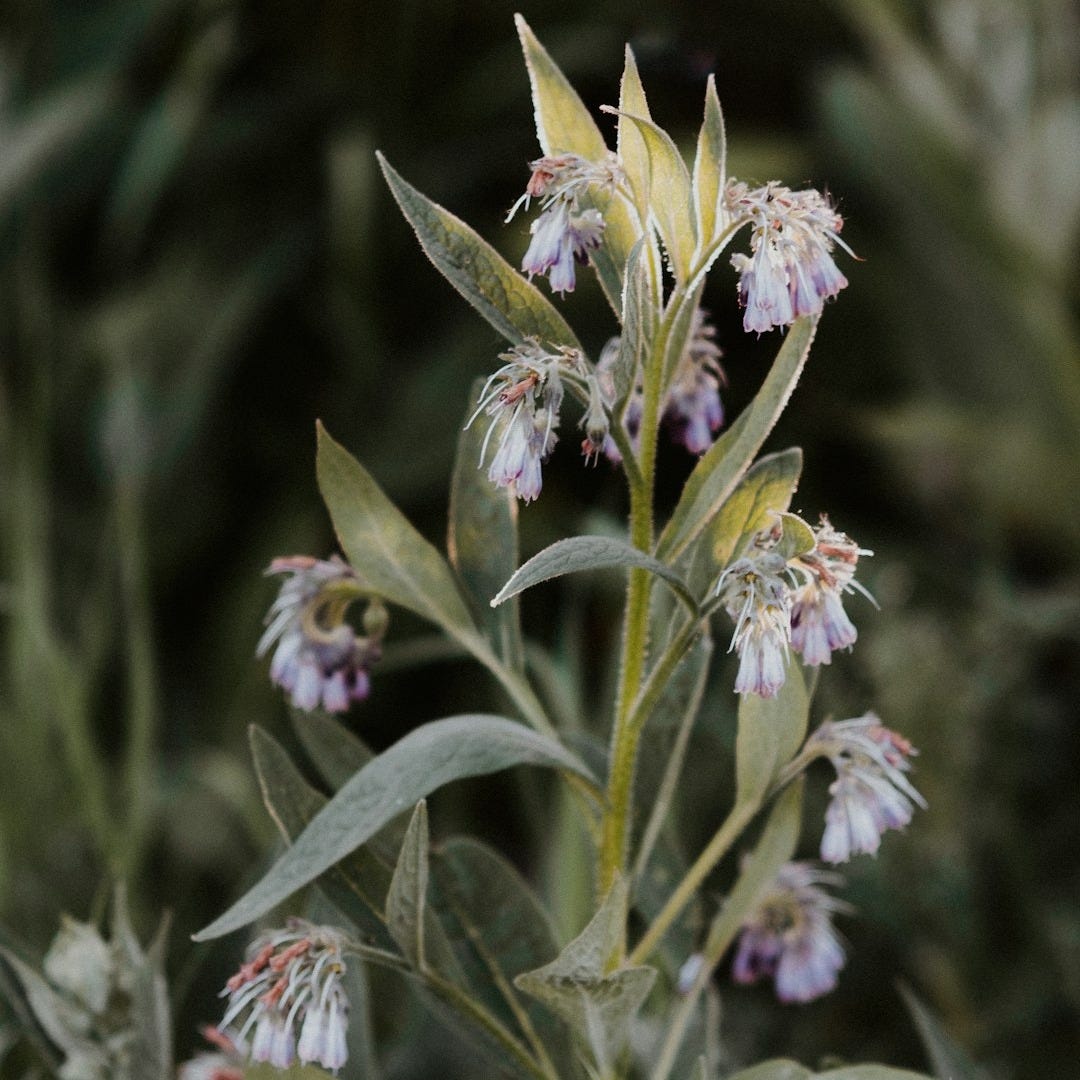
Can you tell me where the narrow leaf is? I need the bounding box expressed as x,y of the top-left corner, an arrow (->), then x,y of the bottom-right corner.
291,710 -> 373,791
448,380 -> 524,669
616,47 -> 652,219
900,985 -> 990,1080
657,316 -> 818,561
604,108 -> 696,282
692,76 -> 727,251
492,536 -> 697,611
818,1069 -> 934,1080
735,662 -> 809,811
378,153 -> 580,349
317,423 -> 477,641
386,801 -> 430,969
196,715 -> 598,940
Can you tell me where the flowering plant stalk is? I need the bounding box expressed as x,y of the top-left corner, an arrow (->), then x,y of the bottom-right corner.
185,17 -> 931,1080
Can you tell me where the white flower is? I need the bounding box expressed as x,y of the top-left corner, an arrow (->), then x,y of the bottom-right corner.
808,714 -> 926,863
732,861 -> 849,1004
218,920 -> 351,1074
257,556 -> 384,713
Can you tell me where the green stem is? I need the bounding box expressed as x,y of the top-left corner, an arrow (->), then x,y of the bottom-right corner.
627,799 -> 757,967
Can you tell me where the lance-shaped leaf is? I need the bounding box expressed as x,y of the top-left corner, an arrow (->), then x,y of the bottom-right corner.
448,379 -> 524,670
657,316 -> 818,562
698,779 -> 804,971
727,1066 -> 932,1080
387,801 -> 430,970
735,661 -> 809,812
514,14 -> 637,311
603,107 -> 696,283
492,535 -> 697,611
616,47 -> 651,221
900,985 -> 990,1080
692,75 -> 727,253
514,877 -> 656,1071
685,448 -> 803,599
291,709 -> 373,791
317,423 -> 477,643
378,153 -> 579,350
195,715 -> 598,940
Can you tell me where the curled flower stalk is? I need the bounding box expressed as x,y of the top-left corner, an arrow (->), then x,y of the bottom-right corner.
216,920 -> 351,1072
258,556 -> 387,713
733,861 -> 850,1003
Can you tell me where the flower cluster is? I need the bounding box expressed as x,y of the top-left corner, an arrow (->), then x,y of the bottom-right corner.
727,181 -> 853,334
258,556 -> 387,713
661,308 -> 726,454
509,153 -> 623,294
715,517 -> 871,698
807,714 -> 926,863
732,861 -> 849,1003
177,1028 -> 244,1080
215,920 -> 350,1073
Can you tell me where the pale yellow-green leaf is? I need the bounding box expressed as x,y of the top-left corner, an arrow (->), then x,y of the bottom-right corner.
616,47 -> 651,221
692,75 -> 727,253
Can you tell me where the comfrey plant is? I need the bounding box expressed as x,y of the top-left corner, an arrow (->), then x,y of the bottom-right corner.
189,19 -> 930,1080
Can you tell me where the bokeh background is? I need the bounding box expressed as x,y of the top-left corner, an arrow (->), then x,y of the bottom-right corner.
1,0 -> 1078,1076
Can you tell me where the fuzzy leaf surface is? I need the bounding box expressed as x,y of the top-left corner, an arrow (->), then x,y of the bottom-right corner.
386,801 -> 430,969
317,423 -> 476,641
657,316 -> 818,561
197,716 -> 597,940
379,154 -> 579,350
492,535 -> 696,610
692,75 -> 726,252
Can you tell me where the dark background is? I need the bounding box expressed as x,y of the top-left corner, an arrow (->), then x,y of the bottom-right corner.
1,0 -> 1078,1076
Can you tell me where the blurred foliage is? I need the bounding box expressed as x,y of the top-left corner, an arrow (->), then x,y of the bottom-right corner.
0,0 -> 1076,1077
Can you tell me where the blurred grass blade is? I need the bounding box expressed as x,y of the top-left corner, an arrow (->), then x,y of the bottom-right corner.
900,985 -> 990,1080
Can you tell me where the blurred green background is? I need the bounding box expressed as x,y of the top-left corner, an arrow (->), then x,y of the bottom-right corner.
0,0 -> 1077,1076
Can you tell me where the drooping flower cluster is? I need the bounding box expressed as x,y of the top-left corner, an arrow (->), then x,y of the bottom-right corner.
732,861 -> 849,1003
661,308 -> 726,454
472,340 -> 610,502
215,920 -> 350,1073
716,517 -> 871,698
807,714 -> 926,863
509,153 -> 623,294
258,556 -> 387,713
727,181 -> 853,334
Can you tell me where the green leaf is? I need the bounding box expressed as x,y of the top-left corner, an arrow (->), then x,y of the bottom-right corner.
291,710 -> 372,791
317,423 -> 477,643
614,240 -> 654,408
735,662 -> 809,811
726,1063 -> 813,1080
492,536 -> 697,611
900,985 -> 990,1080
773,512 -> 817,561
818,1070 -> 933,1080
699,779 -> 804,968
616,47 -> 652,221
685,448 -> 803,598
514,877 -> 656,1071
692,76 -> 727,253
196,716 -> 598,940
656,316 -> 819,562
431,838 -> 575,1077
604,108 -> 696,283
448,380 -> 524,670
245,1065 -> 336,1080
387,801 -> 430,970
378,153 -> 580,349
514,14 -> 637,312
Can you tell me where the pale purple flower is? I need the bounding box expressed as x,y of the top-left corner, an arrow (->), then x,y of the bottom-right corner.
716,551 -> 794,697
732,861 -> 848,1004
662,309 -> 726,454
790,517 -> 873,667
808,714 -> 926,863
727,181 -> 853,334
472,343 -> 568,503
218,920 -> 350,1074
258,556 -> 383,713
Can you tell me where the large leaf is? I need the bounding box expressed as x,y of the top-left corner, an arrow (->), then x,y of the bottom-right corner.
492,536 -> 697,611
291,710 -> 373,791
515,877 -> 656,1072
196,715 -> 598,940
734,661 -> 809,811
431,838 -> 576,1078
386,801 -> 430,969
378,154 -> 580,349
685,448 -> 803,598
692,76 -> 727,253
900,985 -> 990,1080
317,423 -> 477,642
606,108 -> 696,282
514,14 -> 637,312
656,316 -> 818,561
448,380 -> 524,670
